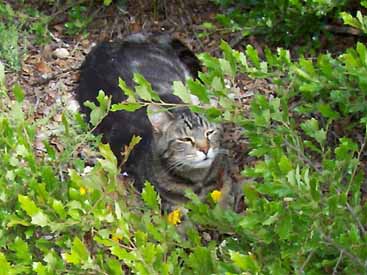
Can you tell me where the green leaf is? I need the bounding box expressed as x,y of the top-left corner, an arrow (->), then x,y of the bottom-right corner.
277,212 -> 292,240
114,201 -> 122,219
243,183 -> 259,206
63,237 -> 89,265
106,257 -> 123,275
121,135 -> 142,164
245,45 -> 260,68
301,118 -> 326,145
31,212 -> 49,227
335,138 -> 358,160
12,84 -> 25,102
141,181 -> 160,210
220,40 -> 237,72
201,22 -> 215,30
110,245 -> 135,262
9,237 -> 31,263
211,76 -> 224,91
61,112 -> 70,136
356,11 -> 366,32
18,195 -> 40,216
15,144 -> 29,157
262,212 -> 279,225
278,155 -> 292,174
118,78 -> 136,102
146,222 -> 163,242
187,79 -> 210,103
292,66 -> 314,82
0,253 -> 12,275
219,58 -> 234,77
317,54 -> 333,78
356,42 -> 367,66
299,57 -> 316,76
96,89 -> 110,109
188,247 -> 216,274
83,90 -> 110,126
0,61 -> 5,90
198,53 -> 221,71
32,262 -> 48,275
230,251 -> 260,272
135,81 -> 152,101
133,73 -> 160,101
340,12 -> 361,29
98,143 -> 118,174
52,200 -> 66,219
111,102 -> 143,112
173,81 -> 192,103
318,103 -> 339,119
204,107 -> 222,119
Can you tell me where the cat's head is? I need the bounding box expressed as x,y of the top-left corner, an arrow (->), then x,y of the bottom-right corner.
148,106 -> 223,170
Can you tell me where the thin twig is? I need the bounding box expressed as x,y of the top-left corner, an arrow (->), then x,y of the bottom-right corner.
346,129 -> 367,195
332,250 -> 344,275
346,202 -> 366,237
323,235 -> 365,269
31,66 -> 80,87
283,139 -> 321,173
298,250 -> 314,274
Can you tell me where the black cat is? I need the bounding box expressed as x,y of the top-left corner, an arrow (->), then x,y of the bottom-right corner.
77,33 -> 235,209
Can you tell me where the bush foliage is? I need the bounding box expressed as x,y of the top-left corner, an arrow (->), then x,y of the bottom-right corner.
210,0 -> 350,49
1,1 -> 367,274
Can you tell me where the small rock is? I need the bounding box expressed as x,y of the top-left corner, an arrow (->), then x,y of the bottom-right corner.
81,39 -> 90,48
202,232 -> 212,242
53,48 -> 70,59
66,98 -> 80,113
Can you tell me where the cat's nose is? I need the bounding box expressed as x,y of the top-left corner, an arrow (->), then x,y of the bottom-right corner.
197,140 -> 209,155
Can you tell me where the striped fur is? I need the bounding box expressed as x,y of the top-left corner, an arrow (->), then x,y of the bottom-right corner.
77,33 -> 234,210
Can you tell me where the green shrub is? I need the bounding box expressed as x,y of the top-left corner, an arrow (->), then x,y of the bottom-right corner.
210,0 -> 349,48
64,5 -> 92,36
1,31 -> 367,274
0,23 -> 20,71
0,2 -> 51,71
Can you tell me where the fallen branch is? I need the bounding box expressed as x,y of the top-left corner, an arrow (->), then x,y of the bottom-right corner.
323,24 -> 362,36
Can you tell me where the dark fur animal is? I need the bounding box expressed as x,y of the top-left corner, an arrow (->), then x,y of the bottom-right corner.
77,33 -> 234,209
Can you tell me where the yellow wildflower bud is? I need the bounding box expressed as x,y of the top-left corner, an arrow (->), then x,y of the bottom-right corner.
210,190 -> 222,203
111,234 -> 121,242
79,186 -> 87,196
167,209 -> 181,225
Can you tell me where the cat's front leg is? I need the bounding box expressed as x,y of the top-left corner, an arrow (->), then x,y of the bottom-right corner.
217,165 -> 244,212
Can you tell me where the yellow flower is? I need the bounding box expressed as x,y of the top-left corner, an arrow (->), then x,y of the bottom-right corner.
210,190 -> 222,203
167,209 -> 181,225
111,234 -> 121,242
79,186 -> 87,196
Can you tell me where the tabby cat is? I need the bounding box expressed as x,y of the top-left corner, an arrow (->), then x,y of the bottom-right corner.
77,33 -> 235,210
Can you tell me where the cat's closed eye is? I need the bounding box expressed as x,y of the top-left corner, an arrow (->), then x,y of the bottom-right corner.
178,137 -> 195,144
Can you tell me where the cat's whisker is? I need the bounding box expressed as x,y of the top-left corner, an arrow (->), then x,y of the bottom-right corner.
166,160 -> 185,172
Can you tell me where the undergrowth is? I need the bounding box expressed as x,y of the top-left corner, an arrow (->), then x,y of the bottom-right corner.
208,0 -> 353,51
0,1 -> 110,71
1,2 -> 367,275
2,27 -> 367,273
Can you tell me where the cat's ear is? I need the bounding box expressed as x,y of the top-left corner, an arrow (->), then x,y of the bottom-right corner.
147,105 -> 174,133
